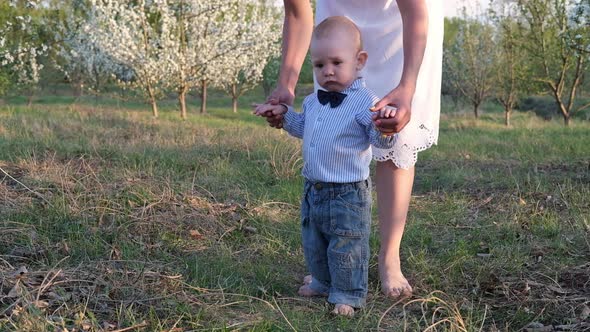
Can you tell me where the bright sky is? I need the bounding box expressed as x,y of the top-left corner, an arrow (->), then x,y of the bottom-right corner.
444,0 -> 490,17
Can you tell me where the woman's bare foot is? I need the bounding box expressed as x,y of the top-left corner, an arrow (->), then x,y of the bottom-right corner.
298,284 -> 327,297
332,304 -> 355,316
379,257 -> 413,298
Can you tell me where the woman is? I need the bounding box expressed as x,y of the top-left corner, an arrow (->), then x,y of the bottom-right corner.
266,0 -> 443,298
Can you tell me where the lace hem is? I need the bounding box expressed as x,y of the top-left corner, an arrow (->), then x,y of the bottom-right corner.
372,124 -> 437,169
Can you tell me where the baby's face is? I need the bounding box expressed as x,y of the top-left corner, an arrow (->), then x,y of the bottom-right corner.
311,30 -> 364,92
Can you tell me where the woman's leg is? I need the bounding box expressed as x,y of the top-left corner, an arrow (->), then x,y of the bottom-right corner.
375,161 -> 414,297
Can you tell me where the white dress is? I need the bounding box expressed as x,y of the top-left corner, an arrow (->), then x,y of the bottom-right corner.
315,0 -> 444,169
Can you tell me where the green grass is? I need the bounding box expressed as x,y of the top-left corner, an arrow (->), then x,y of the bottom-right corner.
0,93 -> 589,331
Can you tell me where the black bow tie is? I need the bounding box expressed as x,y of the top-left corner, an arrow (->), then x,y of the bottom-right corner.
317,90 -> 347,108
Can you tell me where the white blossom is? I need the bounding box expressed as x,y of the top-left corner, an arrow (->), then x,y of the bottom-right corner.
161,0 -> 281,115
55,2 -> 126,95
0,0 -> 48,88
211,1 -> 281,111
81,0 -> 177,116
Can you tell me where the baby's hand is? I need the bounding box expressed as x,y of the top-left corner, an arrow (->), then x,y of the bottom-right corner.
370,105 -> 397,136
252,103 -> 287,118
370,105 -> 397,119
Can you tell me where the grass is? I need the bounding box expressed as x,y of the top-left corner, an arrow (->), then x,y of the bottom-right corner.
0,92 -> 589,331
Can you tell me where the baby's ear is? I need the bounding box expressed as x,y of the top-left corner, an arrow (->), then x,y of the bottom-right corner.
356,51 -> 368,70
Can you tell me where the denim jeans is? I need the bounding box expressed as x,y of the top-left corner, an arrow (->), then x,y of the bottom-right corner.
301,179 -> 371,308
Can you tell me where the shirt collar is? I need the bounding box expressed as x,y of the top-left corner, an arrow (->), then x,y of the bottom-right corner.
317,78 -> 365,95
340,77 -> 365,94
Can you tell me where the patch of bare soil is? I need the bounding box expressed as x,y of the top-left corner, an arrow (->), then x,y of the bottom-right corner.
121,192 -> 258,251
473,263 -> 590,331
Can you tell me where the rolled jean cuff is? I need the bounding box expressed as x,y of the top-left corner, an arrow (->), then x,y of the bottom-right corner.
309,277 -> 329,294
328,291 -> 367,308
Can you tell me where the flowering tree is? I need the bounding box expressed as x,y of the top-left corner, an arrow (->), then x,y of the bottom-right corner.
54,1 -> 123,98
0,0 -> 48,104
85,0 -> 175,118
212,2 -> 281,113
164,0 -> 280,117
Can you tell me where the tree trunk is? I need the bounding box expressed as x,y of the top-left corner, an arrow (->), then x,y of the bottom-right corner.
179,86 -> 188,120
557,102 -> 570,126
200,79 -> 207,114
150,100 -> 159,119
553,90 -> 572,127
147,85 -> 159,118
27,93 -> 34,107
504,106 -> 511,127
232,83 -> 238,113
473,103 -> 480,118
73,81 -> 83,97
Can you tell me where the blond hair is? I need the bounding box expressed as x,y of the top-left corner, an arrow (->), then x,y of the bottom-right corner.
313,16 -> 363,51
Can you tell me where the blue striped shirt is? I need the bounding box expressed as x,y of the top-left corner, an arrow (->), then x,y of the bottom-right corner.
283,78 -> 395,183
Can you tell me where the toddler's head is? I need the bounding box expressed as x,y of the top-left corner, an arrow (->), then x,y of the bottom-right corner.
311,16 -> 367,92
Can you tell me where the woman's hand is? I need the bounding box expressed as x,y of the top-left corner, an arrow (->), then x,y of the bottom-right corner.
264,85 -> 294,129
370,0 -> 426,136
371,85 -> 414,135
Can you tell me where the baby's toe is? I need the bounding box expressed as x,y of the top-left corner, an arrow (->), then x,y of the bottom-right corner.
332,304 -> 355,317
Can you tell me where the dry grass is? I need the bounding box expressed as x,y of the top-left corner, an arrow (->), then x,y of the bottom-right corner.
0,147 -> 302,330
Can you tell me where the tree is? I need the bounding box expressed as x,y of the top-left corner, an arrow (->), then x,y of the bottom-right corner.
85,0 -> 174,118
165,0 -> 280,117
262,56 -> 280,97
0,0 -> 49,105
442,17 -> 465,100
489,2 -> 531,126
213,2 -> 281,113
0,1 -> 13,98
55,1 -> 123,98
444,16 -> 497,118
166,0 -> 235,117
443,17 -> 463,49
568,0 -> 590,111
517,0 -> 590,125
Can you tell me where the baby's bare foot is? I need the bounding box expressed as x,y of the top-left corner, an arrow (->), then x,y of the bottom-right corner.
303,274 -> 312,285
332,303 -> 355,316
298,284 -> 327,297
